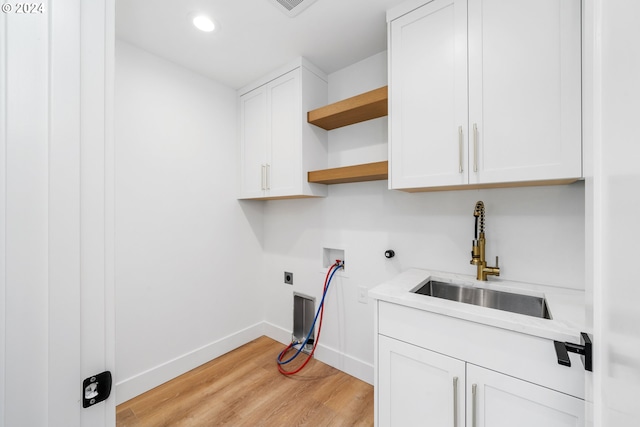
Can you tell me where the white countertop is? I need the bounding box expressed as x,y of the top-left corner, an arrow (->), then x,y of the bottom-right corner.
369,268 -> 586,343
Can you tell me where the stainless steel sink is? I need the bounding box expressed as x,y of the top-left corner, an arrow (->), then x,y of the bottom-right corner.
413,280 -> 551,319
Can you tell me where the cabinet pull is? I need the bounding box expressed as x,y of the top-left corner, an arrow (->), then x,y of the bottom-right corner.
473,123 -> 478,173
266,163 -> 270,190
453,376 -> 459,427
472,383 -> 477,427
458,126 -> 463,173
261,164 -> 266,190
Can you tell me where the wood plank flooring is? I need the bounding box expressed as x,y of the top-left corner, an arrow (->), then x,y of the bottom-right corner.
116,336 -> 374,427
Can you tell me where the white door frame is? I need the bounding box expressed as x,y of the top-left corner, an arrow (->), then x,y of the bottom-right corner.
584,0 -> 640,425
1,0 -> 115,425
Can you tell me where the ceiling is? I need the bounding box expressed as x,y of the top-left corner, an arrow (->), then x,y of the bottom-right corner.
116,0 -> 407,89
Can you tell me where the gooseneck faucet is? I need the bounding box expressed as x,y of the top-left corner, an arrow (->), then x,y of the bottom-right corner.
470,201 -> 500,281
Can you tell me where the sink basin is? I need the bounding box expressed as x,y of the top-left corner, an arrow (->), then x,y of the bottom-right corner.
413,280 -> 551,319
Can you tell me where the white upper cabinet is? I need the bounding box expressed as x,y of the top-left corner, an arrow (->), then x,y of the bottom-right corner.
238,59 -> 328,199
239,85 -> 268,199
389,0 -> 469,189
388,0 -> 582,191
468,0 -> 582,185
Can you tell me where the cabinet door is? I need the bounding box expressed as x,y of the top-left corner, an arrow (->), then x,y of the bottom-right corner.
389,0 -> 468,189
467,364 -> 584,427
468,0 -> 581,184
239,87 -> 267,198
378,335 -> 465,427
267,70 -> 301,197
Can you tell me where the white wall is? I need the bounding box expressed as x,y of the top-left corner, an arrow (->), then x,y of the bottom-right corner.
262,52 -> 586,383
114,41 -> 264,403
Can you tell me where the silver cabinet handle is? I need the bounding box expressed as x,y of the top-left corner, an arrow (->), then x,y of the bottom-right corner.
453,376 -> 459,427
473,123 -> 478,173
261,164 -> 266,190
472,383 -> 477,427
266,163 -> 270,190
458,126 -> 464,173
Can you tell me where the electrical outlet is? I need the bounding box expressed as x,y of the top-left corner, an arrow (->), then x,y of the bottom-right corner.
284,272 -> 293,285
357,286 -> 368,304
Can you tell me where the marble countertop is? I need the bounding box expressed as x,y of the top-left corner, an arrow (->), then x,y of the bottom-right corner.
369,268 -> 586,343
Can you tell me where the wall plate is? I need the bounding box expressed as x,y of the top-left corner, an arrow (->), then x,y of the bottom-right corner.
284,271 -> 293,285
321,247 -> 347,277
358,286 -> 368,304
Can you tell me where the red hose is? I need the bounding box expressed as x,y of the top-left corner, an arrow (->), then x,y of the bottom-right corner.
277,263 -> 337,375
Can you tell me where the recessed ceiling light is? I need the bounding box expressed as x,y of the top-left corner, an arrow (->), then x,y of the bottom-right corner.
193,15 -> 215,32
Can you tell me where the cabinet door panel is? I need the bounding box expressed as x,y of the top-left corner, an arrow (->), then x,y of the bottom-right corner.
239,87 -> 267,198
378,335 -> 465,427
268,71 -> 300,196
467,364 -> 584,427
468,0 -> 581,183
389,0 -> 468,189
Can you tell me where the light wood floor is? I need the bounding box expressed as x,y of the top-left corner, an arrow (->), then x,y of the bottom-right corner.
116,336 -> 374,426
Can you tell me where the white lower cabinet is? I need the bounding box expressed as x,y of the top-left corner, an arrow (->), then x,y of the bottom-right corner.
379,335 -> 465,426
468,364 -> 584,427
378,335 -> 584,427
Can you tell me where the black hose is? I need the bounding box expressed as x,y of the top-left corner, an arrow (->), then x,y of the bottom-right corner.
475,216 -> 478,240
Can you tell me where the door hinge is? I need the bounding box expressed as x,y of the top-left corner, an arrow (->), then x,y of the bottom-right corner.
82,371 -> 112,408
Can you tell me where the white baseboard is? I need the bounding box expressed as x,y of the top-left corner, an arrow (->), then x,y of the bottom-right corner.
314,343 -> 374,385
262,321 -> 292,345
116,321 -> 374,404
262,321 -> 374,385
115,322 -> 265,404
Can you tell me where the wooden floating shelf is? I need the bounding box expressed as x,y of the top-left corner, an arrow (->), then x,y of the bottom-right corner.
308,161 -> 388,185
307,86 -> 388,130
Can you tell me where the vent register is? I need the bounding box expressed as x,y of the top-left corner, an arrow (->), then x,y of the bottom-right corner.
269,0 -> 319,17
